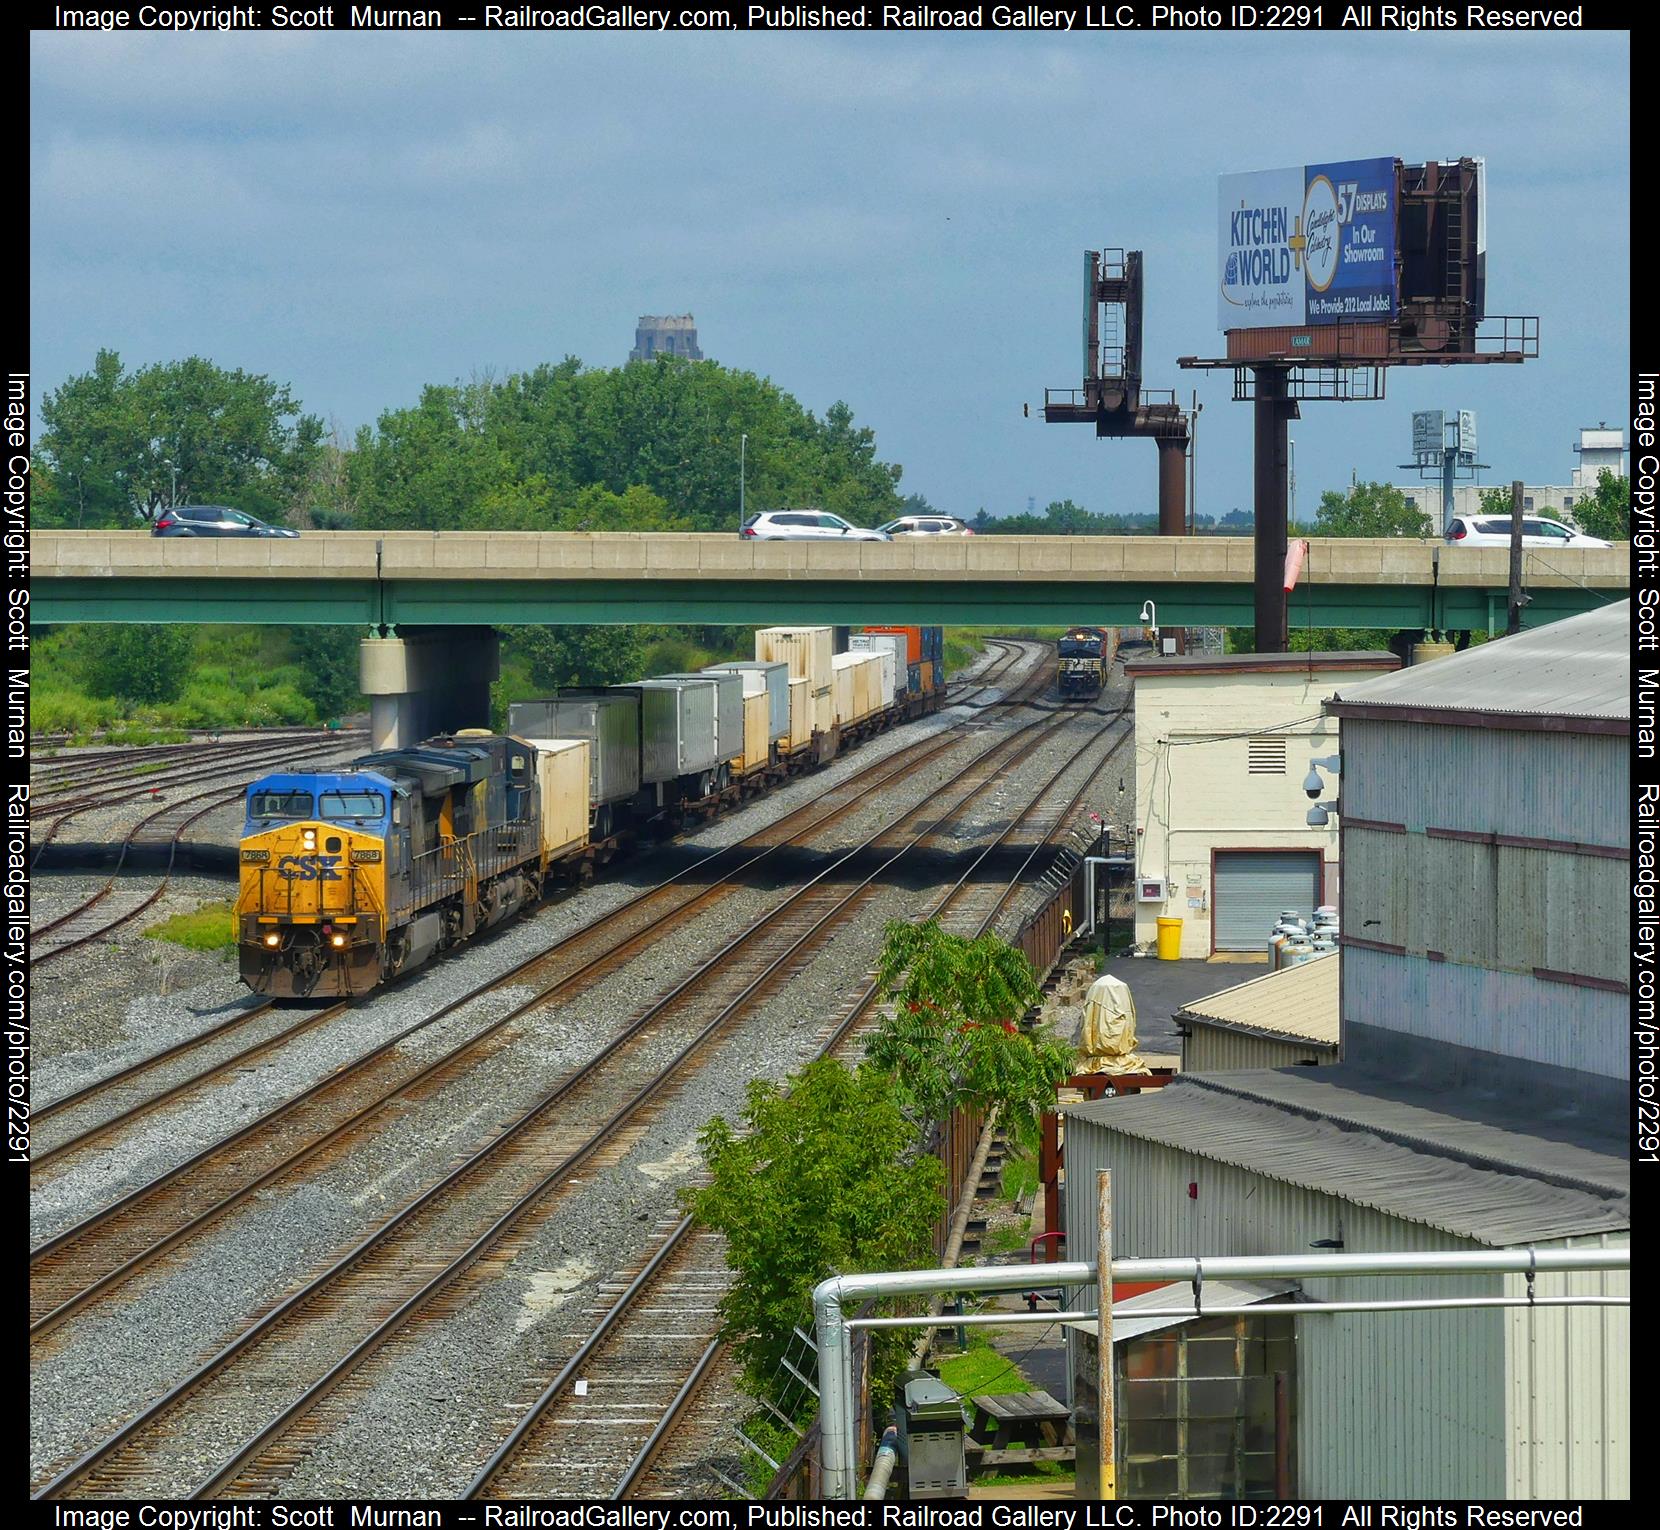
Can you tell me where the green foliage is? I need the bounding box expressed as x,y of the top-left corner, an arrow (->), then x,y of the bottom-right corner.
866,920 -> 1073,1144
684,1059 -> 945,1405
978,499 -> 1159,536
292,626 -> 364,719
512,625 -> 648,689
81,625 -> 193,704
37,349 -> 322,526
144,899 -> 237,953
348,357 -> 905,532
1226,625 -> 1396,655
1571,471 -> 1629,542
1312,481 -> 1431,538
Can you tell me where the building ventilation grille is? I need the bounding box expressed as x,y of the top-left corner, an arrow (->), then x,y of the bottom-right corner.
1247,737 -> 1288,774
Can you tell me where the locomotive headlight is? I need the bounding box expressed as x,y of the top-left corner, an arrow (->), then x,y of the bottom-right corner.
264,933 -> 281,948
330,934 -> 346,948
302,829 -> 317,848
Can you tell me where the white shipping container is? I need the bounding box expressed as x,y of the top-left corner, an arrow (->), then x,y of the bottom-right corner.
741,691 -> 771,774
787,677 -> 812,749
856,652 -> 882,717
850,631 -> 905,701
869,648 -> 896,707
813,685 -> 834,736
830,651 -> 861,726
756,626 -> 834,693
524,738 -> 591,858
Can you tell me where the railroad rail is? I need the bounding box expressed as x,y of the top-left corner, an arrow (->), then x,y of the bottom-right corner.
33,649 -> 1071,1498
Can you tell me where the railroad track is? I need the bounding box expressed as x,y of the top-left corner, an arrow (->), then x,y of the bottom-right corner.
29,730 -> 352,796
32,651 -> 1081,1499
29,731 -> 366,865
27,651 -> 1046,1180
464,689 -> 1133,1500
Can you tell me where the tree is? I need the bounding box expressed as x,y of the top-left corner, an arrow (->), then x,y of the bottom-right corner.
1313,481 -> 1431,538
1571,471 -> 1629,542
512,625 -> 646,689
81,625 -> 193,705
293,627 -> 364,719
684,1060 -> 945,1404
37,350 -> 323,525
864,919 -> 1073,1144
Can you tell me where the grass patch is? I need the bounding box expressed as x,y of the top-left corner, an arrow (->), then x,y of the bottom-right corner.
977,1461 -> 1075,1487
938,1334 -> 1032,1400
1002,1151 -> 1038,1205
985,1221 -> 1032,1256
144,900 -> 237,953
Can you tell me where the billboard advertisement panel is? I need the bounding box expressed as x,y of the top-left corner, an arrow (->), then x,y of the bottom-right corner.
1218,157 -> 1397,331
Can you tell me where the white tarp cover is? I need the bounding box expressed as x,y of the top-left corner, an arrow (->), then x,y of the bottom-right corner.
1079,975 -> 1147,1076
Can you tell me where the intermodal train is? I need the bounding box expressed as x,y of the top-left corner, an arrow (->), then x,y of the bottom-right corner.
237,626 -> 947,998
1056,626 -> 1116,699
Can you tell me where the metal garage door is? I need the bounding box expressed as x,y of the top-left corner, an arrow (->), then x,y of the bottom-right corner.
1213,851 -> 1321,951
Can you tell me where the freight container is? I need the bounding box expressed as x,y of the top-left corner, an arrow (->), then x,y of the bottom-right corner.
756,626 -> 833,689
861,625 -> 921,665
813,687 -> 835,736
704,660 -> 788,741
907,662 -> 922,696
741,691 -> 771,775
831,651 -> 863,727
871,648 -> 897,707
661,671 -> 743,763
918,660 -> 934,694
851,632 -> 906,696
521,738 -> 590,858
787,677 -> 812,750
922,626 -> 944,665
635,678 -> 719,786
510,691 -> 640,807
857,652 -> 884,716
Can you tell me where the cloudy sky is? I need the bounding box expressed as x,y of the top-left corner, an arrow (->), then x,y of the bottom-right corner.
30,28 -> 1629,521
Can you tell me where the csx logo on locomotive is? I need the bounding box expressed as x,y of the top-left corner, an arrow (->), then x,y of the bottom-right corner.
275,854 -> 343,882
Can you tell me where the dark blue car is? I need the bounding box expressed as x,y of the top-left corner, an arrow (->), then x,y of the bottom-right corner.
152,505 -> 300,538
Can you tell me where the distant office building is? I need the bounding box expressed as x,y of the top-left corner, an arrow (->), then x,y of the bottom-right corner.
630,314 -> 704,362
1392,423 -> 1627,528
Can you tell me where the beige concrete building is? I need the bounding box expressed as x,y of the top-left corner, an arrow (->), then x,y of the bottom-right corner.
1126,652 -> 1399,958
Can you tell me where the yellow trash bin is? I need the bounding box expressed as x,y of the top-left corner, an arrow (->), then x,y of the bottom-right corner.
1156,916 -> 1183,961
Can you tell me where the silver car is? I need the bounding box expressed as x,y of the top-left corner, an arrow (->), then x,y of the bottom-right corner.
875,514 -> 975,537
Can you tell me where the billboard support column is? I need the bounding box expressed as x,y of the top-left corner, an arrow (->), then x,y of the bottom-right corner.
1157,438 -> 1186,536
1253,365 -> 1291,652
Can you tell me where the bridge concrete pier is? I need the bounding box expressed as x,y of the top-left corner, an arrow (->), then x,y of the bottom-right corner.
360,627 -> 499,751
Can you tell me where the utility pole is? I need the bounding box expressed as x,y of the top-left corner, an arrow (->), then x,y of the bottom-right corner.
1096,1171 -> 1116,1501
1506,479 -> 1527,635
739,433 -> 747,527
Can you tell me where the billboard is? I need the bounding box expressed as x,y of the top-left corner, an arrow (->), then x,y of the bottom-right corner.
1412,410 -> 1444,457
1218,157 -> 1397,331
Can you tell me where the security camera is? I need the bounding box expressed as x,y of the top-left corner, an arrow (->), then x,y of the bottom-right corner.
1306,804 -> 1330,827
1138,600 -> 1155,625
1303,768 -> 1325,799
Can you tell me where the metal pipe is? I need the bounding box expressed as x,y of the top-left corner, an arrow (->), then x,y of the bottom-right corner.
848,1295 -> 1628,1331
814,1246 -> 1628,1498
862,1426 -> 899,1500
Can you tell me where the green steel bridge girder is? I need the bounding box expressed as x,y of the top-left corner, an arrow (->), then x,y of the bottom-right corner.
32,575 -> 1617,632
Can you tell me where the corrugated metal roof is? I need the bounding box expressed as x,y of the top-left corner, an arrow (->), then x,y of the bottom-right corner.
1329,601 -> 1629,723
1064,1279 -> 1301,1344
1126,651 -> 1399,676
1064,1074 -> 1628,1246
1178,957 -> 1339,1047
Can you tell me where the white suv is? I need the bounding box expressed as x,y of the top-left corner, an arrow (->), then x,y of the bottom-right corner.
1445,514 -> 1611,549
740,511 -> 889,541
876,515 -> 975,537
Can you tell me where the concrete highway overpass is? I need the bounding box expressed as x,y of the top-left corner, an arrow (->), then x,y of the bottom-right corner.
32,530 -> 1628,632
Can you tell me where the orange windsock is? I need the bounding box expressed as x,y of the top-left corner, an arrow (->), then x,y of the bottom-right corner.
1283,538 -> 1310,593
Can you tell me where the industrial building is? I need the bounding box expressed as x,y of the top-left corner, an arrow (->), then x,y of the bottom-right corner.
1066,602 -> 1632,1499
1392,423 -> 1627,527
629,313 -> 704,362
1126,651 -> 1399,958
1176,956 -> 1338,1072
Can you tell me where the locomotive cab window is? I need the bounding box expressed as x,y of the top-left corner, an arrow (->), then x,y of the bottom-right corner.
250,790 -> 313,819
319,790 -> 387,821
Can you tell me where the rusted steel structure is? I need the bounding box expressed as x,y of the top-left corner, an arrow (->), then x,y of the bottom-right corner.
1181,156 -> 1539,653
1044,249 -> 1190,538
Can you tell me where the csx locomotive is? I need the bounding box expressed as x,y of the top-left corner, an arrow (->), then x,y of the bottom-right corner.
237,731 -> 586,998
238,624 -> 951,999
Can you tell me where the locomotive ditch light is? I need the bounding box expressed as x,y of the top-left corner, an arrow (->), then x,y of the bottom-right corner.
264,933 -> 281,948
331,934 -> 346,948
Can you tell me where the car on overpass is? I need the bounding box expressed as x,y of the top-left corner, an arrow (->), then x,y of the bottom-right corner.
739,511 -> 889,541
875,514 -> 975,537
1445,513 -> 1610,549
152,505 -> 301,538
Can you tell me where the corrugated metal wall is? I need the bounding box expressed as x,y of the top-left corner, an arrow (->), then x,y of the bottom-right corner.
1343,826 -> 1626,982
1063,1117 -> 1626,1498
1504,1233 -> 1630,1499
1183,1023 -> 1332,1072
1344,943 -> 1628,1079
1342,719 -> 1628,846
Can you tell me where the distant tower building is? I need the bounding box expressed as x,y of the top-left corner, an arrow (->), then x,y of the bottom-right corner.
1573,422 -> 1628,487
630,314 -> 704,362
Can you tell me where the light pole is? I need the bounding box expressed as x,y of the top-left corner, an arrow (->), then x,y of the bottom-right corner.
1288,438 -> 1296,530
739,433 -> 747,527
